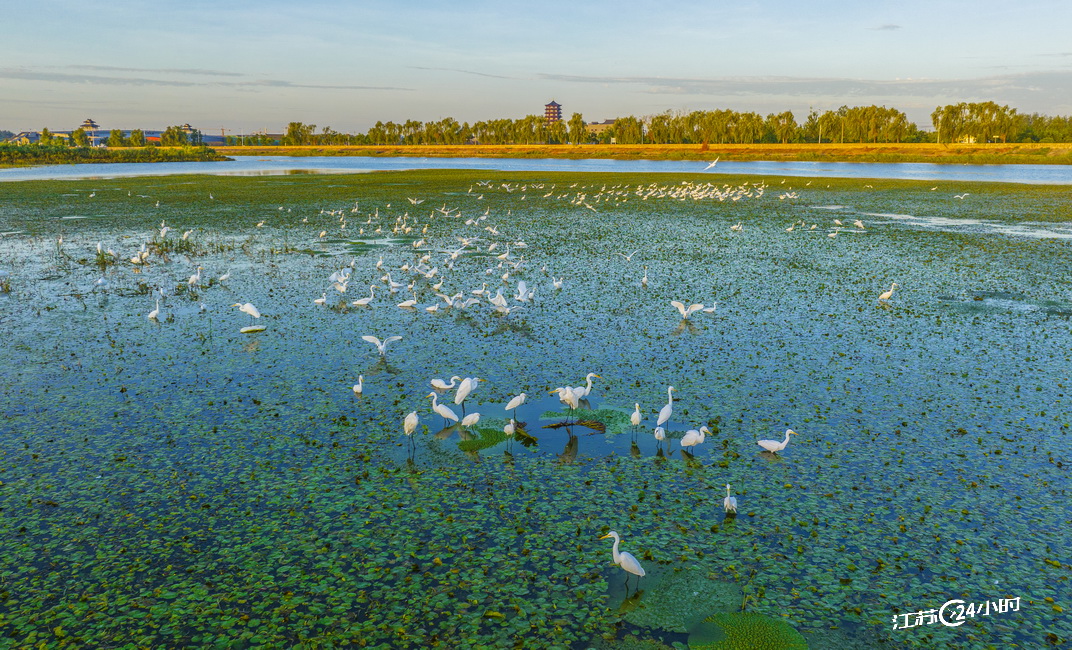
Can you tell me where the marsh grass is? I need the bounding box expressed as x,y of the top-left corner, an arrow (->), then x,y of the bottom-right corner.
0,170 -> 1070,648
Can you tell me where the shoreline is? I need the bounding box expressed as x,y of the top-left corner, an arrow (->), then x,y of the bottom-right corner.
214,142 -> 1072,165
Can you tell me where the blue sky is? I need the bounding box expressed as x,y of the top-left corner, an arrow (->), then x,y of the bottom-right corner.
3,0 -> 1071,134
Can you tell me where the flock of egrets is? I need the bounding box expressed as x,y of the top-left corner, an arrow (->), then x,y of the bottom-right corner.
101,176 -> 852,591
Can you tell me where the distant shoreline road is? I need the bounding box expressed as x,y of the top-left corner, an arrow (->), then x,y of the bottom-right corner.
213,143 -> 1072,165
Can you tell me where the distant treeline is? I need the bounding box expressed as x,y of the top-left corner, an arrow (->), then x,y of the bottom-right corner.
240,102 -> 1071,147
0,144 -> 228,166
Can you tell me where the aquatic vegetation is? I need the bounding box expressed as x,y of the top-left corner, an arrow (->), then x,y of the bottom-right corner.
0,170 -> 1070,648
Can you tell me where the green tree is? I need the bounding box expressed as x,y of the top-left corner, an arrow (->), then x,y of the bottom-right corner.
129,130 -> 146,147
71,127 -> 90,147
39,128 -> 54,145
568,112 -> 587,144
107,129 -> 127,147
160,125 -> 189,146
283,122 -> 316,146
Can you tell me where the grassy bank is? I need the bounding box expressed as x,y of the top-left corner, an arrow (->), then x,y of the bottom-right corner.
215,142 -> 1072,164
0,144 -> 231,167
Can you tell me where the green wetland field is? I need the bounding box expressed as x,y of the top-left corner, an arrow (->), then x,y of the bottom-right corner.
0,169 -> 1070,648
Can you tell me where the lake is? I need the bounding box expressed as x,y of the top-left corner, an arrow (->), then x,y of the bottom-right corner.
2,154 -> 1072,184
0,169 -> 1070,648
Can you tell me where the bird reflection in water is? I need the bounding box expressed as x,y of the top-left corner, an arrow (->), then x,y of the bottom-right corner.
557,434 -> 578,464
671,319 -> 700,336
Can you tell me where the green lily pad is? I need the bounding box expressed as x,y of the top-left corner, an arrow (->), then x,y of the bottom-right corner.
624,568 -> 741,633
688,612 -> 808,649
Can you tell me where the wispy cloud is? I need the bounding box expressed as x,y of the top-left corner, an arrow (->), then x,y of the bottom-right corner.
869,24 -> 902,31
410,66 -> 517,80
0,67 -> 410,91
66,64 -> 243,77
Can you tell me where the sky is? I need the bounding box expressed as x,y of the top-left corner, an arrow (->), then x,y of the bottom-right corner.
3,0 -> 1072,135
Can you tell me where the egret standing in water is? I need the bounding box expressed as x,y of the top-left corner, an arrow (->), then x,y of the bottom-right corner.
878,282 -> 899,302
352,375 -> 364,396
454,377 -> 481,415
403,411 -> 419,455
428,392 -> 459,425
757,429 -> 797,454
505,392 -> 526,420
656,386 -> 675,428
680,426 -> 709,451
599,531 -> 646,594
723,484 -> 738,515
630,403 -> 642,440
232,302 -> 261,330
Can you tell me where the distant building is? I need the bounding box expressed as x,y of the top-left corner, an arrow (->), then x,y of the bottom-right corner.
2,119 -> 229,146
544,100 -> 562,124
585,119 -> 616,136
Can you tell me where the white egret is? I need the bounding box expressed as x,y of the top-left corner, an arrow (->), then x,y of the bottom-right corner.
460,412 -> 481,429
505,393 -> 526,419
352,375 -> 364,395
575,373 -> 601,399
550,386 -> 581,421
653,426 -> 666,448
428,392 -> 459,424
656,386 -> 675,428
680,426 -> 709,450
879,282 -> 898,302
757,429 -> 797,453
352,286 -> 376,306
431,376 -> 462,391
148,299 -> 161,321
641,266 -> 649,287
232,302 -> 261,327
599,531 -> 646,591
314,293 -> 327,305
362,335 -> 402,357
454,377 -> 482,414
404,411 -> 419,436
671,300 -> 704,320
723,484 -> 738,514
552,277 -> 564,290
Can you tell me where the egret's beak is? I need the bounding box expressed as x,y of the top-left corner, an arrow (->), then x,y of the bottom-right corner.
787,429 -> 797,435
598,533 -> 611,540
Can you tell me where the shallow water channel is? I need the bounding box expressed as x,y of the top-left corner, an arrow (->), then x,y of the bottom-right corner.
0,170 -> 1070,648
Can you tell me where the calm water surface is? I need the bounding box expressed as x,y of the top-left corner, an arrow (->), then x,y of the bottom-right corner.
2,155 -> 1071,184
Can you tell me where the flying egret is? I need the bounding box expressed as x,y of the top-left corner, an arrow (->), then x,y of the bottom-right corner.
428,392 -> 459,425
757,429 -> 797,453
671,300 -> 704,320
431,376 -> 462,391
879,282 -> 899,302
704,157 -> 720,170
723,484 -> 738,515
362,335 -> 402,357
680,426 -> 709,450
599,531 -> 646,592
352,375 -> 364,395
656,386 -> 675,428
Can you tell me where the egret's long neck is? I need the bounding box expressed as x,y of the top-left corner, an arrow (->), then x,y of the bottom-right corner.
783,431 -> 791,446
611,536 -> 621,564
